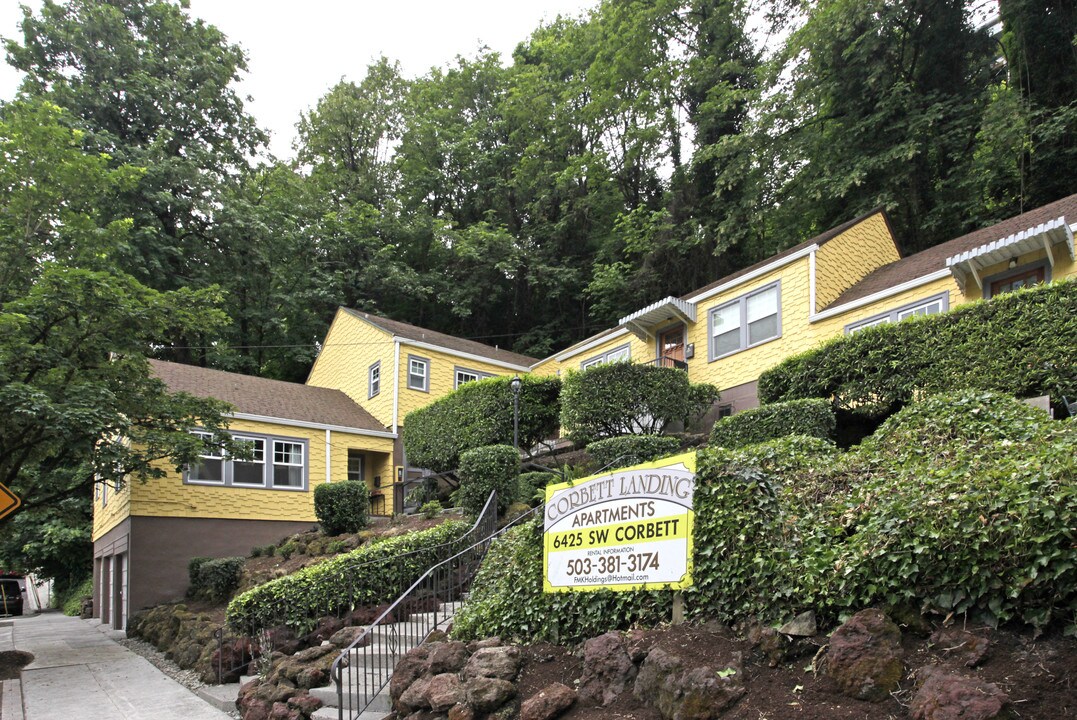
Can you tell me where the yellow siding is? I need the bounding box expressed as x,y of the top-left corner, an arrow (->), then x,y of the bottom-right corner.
307,310 -> 396,428
688,259 -> 815,391
396,346 -> 524,423
556,331 -> 653,371
813,246 -> 1077,336
92,418 -> 393,531
92,479 -> 131,540
813,213 -> 901,311
529,357 -> 561,376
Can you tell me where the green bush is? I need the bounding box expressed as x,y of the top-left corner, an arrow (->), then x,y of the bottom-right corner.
189,557 -> 245,603
457,445 -> 519,517
560,363 -> 719,445
188,557 -> 212,588
708,398 -> 835,449
451,519 -> 672,644
314,481 -> 370,535
59,576 -> 94,617
586,435 -> 682,470
403,375 -> 562,473
278,541 -> 298,561
226,521 -> 468,634
452,392 -> 1077,637
420,500 -> 443,519
758,281 -> 1077,416
518,471 -> 556,505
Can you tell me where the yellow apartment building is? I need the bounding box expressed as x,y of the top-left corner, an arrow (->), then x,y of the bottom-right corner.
92,360 -> 394,629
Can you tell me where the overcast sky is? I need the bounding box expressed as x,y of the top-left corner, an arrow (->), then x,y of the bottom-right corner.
0,0 -> 598,158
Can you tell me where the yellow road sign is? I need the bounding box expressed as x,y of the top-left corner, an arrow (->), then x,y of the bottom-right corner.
0,482 -> 21,521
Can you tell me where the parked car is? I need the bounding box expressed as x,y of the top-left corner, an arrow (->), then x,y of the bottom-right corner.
0,578 -> 23,616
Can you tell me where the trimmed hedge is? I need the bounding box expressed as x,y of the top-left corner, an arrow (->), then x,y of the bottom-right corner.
560,363 -> 719,445
708,398 -> 835,449
451,392 -> 1077,639
457,444 -> 520,517
403,375 -> 561,473
758,281 -> 1077,416
314,481 -> 370,535
189,557 -> 245,603
226,521 -> 468,633
586,435 -> 682,470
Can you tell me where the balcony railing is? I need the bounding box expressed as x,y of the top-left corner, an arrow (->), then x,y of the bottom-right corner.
644,355 -> 688,371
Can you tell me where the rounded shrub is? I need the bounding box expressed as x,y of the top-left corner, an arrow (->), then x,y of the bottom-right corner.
518,471 -> 556,505
314,481 -> 370,535
559,362 -> 718,445
457,444 -> 520,517
586,434 -> 682,470
709,398 -> 835,449
403,375 -> 561,473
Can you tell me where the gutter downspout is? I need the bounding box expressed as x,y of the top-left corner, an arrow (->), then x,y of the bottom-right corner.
392,339 -> 401,434
325,429 -> 331,484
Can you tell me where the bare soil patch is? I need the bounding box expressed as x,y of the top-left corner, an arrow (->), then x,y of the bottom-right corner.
514,623 -> 1077,720
0,650 -> 33,680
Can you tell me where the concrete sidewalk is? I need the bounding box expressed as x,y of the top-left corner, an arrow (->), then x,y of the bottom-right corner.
2,611 -> 233,720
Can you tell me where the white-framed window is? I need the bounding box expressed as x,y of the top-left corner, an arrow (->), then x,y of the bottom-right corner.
188,431 -> 225,484
708,282 -> 781,360
845,292 -> 950,334
454,366 -> 492,389
368,361 -> 381,398
231,436 -> 266,486
347,451 -> 365,482
581,344 -> 631,369
273,441 -> 305,488
184,431 -> 307,490
408,355 -> 429,392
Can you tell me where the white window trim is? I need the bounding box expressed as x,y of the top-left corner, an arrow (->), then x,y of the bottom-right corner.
407,354 -> 429,392
183,430 -> 309,491
272,440 -> 306,489
230,436 -> 267,487
454,366 -> 492,389
368,361 -> 381,398
347,451 -> 365,483
187,431 -> 225,485
707,281 -> 782,361
581,343 -> 632,369
844,292 -> 950,334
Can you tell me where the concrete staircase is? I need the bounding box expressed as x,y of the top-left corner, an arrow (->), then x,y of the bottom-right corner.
309,600 -> 462,720
196,601 -> 463,720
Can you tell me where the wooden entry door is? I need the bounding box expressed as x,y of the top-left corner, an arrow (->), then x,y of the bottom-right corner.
657,326 -> 686,367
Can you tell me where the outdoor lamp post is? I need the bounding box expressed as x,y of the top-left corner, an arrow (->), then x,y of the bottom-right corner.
510,375 -> 522,450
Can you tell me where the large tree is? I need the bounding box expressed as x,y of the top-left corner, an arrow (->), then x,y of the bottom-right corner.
5,0 -> 267,360
0,98 -> 238,589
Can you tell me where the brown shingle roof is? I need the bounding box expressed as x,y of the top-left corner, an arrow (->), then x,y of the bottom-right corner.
343,308 -> 537,367
826,193 -> 1077,309
149,360 -> 389,433
552,208 -> 894,359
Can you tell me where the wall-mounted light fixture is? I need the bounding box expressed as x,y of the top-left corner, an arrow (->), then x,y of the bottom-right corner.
1008,257 -> 1018,269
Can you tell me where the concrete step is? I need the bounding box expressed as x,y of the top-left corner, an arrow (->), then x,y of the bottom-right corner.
312,706 -> 389,720
309,684 -> 392,712
195,683 -> 240,712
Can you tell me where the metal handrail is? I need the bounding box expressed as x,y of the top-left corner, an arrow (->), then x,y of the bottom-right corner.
644,354 -> 688,371
330,493 -> 538,719
214,499 -> 501,683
